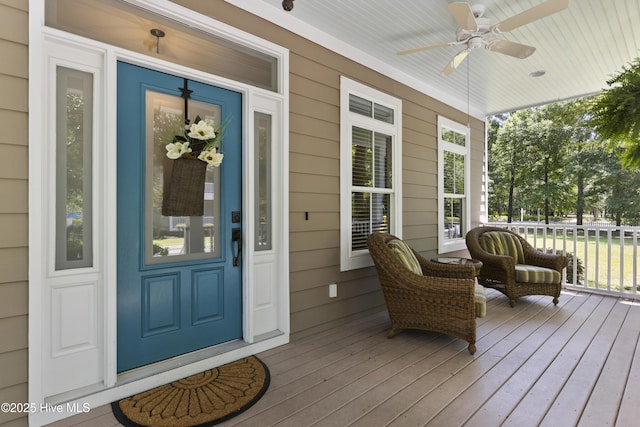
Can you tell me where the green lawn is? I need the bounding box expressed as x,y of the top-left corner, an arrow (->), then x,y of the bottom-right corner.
523,230 -> 639,292
155,236 -> 184,245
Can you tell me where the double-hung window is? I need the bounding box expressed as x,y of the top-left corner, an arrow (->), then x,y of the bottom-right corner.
340,77 -> 402,271
438,116 -> 470,253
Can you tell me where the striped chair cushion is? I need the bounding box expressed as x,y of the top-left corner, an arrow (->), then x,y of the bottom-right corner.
515,264 -> 561,284
387,239 -> 422,275
478,231 -> 525,264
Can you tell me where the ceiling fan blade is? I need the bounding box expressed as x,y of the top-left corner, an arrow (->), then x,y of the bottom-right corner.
493,0 -> 570,33
448,2 -> 479,31
397,41 -> 456,56
487,39 -> 536,59
441,49 -> 469,76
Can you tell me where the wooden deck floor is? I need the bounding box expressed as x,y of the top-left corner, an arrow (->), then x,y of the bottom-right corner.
48,289 -> 640,427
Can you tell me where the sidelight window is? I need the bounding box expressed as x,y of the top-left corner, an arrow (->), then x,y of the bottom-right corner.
55,67 -> 94,270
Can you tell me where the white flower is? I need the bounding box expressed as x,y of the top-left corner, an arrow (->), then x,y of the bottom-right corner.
198,147 -> 224,167
188,119 -> 216,141
165,141 -> 192,159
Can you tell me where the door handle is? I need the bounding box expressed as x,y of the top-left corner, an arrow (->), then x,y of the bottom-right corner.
232,228 -> 242,267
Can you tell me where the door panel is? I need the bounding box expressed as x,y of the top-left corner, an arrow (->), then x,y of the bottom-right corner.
117,62 -> 242,372
141,274 -> 180,337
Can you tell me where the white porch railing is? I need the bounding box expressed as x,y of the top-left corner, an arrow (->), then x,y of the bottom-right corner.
485,222 -> 640,300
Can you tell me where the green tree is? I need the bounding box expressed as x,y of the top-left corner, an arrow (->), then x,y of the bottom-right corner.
518,105 -> 572,224
65,92 -> 86,216
488,111 -> 531,222
592,57 -> 640,168
489,97 -> 640,226
487,113 -> 510,218
555,98 -> 605,225
489,100 -> 605,225
593,148 -> 640,225
569,139 -> 609,224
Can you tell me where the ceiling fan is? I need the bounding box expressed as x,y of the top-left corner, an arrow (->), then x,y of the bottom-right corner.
397,0 -> 570,76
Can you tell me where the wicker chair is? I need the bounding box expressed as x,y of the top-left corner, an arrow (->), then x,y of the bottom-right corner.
367,232 -> 480,354
466,226 -> 568,307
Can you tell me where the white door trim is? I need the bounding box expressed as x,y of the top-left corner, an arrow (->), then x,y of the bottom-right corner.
28,1 -> 289,425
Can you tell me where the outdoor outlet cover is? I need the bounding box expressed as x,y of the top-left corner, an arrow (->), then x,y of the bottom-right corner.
329,284 -> 337,298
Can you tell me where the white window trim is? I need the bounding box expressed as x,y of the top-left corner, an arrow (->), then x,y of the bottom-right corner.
340,77 -> 402,271
438,116 -> 471,253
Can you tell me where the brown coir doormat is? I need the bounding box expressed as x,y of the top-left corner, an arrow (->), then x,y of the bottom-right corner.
112,356 -> 269,427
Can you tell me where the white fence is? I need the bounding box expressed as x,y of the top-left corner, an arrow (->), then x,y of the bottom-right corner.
486,222 -> 640,299
169,216 -> 214,231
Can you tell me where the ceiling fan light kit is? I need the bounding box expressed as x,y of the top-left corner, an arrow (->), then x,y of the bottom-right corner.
398,0 -> 570,76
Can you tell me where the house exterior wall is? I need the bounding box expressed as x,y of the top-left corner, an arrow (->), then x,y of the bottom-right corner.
0,1 -> 484,424
0,1 -> 29,426
174,0 -> 486,338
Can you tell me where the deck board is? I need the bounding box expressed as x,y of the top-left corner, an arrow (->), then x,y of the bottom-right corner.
616,303 -> 640,426
578,300 -> 640,426
499,294 -> 617,427
539,295 -> 630,427
47,289 -> 640,427
389,292 -> 591,426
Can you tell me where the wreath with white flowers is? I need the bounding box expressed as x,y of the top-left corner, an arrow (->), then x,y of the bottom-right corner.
165,116 -> 224,167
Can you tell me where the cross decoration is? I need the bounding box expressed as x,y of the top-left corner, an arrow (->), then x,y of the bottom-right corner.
178,78 -> 194,126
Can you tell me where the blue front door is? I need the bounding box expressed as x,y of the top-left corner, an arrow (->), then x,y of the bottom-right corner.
116,62 -> 243,372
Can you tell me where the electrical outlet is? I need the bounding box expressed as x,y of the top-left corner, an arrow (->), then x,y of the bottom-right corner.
329,283 -> 338,298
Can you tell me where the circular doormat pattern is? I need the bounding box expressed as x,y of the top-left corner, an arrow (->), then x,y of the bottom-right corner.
112,356 -> 270,427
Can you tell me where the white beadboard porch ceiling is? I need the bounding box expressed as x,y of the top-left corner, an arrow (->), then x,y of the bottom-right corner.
252,0 -> 640,117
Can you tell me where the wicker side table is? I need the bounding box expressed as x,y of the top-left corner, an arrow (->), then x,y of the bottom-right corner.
431,257 -> 483,277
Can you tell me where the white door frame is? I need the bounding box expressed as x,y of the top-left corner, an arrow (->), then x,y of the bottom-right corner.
28,1 -> 289,425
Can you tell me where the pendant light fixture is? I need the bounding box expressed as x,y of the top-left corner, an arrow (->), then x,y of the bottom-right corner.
150,28 -> 165,54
